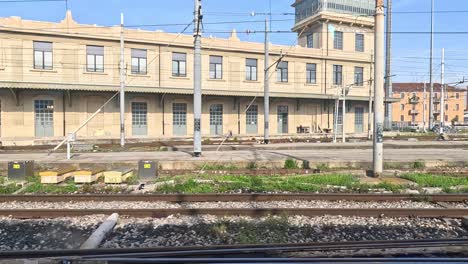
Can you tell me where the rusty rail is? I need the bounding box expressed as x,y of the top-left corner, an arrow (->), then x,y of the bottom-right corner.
0,193 -> 467,203
0,208 -> 467,219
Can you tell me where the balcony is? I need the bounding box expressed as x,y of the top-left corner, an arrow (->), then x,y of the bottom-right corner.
433,110 -> 440,116
409,109 -> 419,115
433,98 -> 441,104
408,97 -> 420,104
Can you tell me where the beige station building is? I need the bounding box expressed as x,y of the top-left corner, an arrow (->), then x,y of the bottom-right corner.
0,0 -> 382,146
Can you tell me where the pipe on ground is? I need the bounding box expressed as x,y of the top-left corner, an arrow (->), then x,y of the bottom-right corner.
80,213 -> 119,249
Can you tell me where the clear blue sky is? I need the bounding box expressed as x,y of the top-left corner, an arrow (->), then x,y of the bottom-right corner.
0,0 -> 467,84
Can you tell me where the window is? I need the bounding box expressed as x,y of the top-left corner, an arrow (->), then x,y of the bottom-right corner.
456,93 -> 460,99
209,56 -> 223,79
400,115 -> 404,122
445,115 -> 448,122
306,63 -> 316,84
445,104 -> 449,111
245,58 -> 257,81
172,52 -> 187,77
355,33 -> 364,52
277,61 -> 288,82
333,65 -> 342,85
354,67 -> 364,86
400,92 -> 405,98
306,33 -> 314,48
456,104 -> 460,110
33,41 -> 53,70
334,31 -> 343,50
434,92 -> 438,98
86,45 -> 104,72
400,104 -> 404,110
131,49 -> 147,74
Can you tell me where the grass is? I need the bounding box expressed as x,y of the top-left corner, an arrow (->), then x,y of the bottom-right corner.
412,160 -> 426,169
22,177 -> 79,194
401,173 -> 468,188
154,174 -> 359,194
284,159 -> 299,169
0,184 -> 21,194
315,163 -> 329,171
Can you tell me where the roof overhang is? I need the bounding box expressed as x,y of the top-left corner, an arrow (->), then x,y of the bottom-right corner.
1,81 -> 378,102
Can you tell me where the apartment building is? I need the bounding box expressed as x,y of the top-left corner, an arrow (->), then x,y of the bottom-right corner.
392,83 -> 467,128
0,0 -> 380,146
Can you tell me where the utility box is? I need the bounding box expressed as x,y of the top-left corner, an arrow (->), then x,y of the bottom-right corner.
8,161 -> 34,181
138,160 -> 157,181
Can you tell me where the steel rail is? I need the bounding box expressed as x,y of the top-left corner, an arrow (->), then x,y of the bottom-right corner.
0,208 -> 467,218
1,239 -> 467,259
0,194 -> 467,203
79,257 -> 468,263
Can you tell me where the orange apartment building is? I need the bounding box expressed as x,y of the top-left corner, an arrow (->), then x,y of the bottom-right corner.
392,83 -> 467,129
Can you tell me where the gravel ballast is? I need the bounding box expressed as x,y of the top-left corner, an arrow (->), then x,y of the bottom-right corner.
102,215 -> 468,248
0,200 -> 456,209
0,216 -> 102,251
0,214 -> 466,251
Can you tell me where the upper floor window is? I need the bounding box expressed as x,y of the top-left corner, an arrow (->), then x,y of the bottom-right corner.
400,104 -> 404,110
400,92 -> 405,98
209,55 -> 222,79
277,61 -> 288,82
306,33 -> 315,48
86,45 -> 104,72
172,52 -> 187,77
354,66 -> 364,86
333,65 -> 342,85
445,104 -> 449,111
33,41 -> 52,70
456,104 -> 460,110
131,49 -> 147,75
456,93 -> 460,99
434,92 -> 439,98
355,33 -> 364,52
245,58 -> 257,81
306,63 -> 316,84
334,31 -> 343,50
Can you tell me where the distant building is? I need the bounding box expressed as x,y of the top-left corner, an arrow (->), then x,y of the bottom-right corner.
0,1 -> 386,146
392,83 -> 467,128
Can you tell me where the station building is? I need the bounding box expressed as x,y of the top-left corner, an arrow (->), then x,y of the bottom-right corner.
0,0 -> 379,146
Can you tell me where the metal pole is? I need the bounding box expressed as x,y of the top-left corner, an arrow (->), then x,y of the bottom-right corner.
440,48 -> 445,134
193,0 -> 202,156
429,0 -> 434,129
368,53 -> 374,140
66,140 -> 71,160
119,13 -> 125,147
384,0 -> 393,130
423,82 -> 427,131
342,87 -> 346,143
333,98 -> 338,143
373,0 -> 385,177
264,18 -> 270,144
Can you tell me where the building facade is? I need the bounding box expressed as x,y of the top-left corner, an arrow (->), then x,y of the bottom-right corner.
0,1 -> 376,146
392,83 -> 467,129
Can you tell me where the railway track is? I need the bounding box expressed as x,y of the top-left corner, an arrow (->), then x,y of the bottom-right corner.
0,207 -> 467,218
0,194 -> 466,219
0,239 -> 466,258
1,193 -> 467,202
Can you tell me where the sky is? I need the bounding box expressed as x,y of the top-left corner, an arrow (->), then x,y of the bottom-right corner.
0,0 -> 467,84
